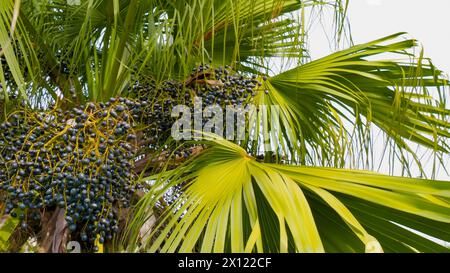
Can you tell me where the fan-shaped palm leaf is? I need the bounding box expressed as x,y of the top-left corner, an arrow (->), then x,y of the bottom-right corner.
0,0 -> 348,104
252,33 -> 449,176
127,138 -> 450,253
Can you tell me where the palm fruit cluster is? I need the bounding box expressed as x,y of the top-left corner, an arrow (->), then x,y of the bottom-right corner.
0,98 -> 142,249
0,65 -> 263,251
1,56 -> 14,83
129,65 -> 264,205
131,65 -> 263,146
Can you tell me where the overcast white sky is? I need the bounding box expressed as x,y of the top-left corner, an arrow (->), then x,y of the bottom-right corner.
305,1 -> 450,179
348,0 -> 450,75
309,0 -> 450,75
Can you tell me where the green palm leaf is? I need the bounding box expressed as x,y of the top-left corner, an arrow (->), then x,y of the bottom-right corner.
127,138 -> 450,253
1,0 -> 348,103
1,0 -> 449,255
0,214 -> 19,252
254,33 -> 449,175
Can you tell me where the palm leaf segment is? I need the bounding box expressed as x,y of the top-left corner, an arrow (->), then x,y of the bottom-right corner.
255,33 -> 450,173
131,138 -> 450,253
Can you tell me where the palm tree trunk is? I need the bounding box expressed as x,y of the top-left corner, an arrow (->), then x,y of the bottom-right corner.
38,208 -> 69,253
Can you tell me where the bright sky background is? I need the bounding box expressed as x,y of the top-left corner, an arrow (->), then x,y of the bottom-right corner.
306,0 -> 450,179
348,0 -> 450,76
309,0 -> 450,76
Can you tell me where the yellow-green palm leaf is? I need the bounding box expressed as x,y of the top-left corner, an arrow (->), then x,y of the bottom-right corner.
128,138 -> 450,253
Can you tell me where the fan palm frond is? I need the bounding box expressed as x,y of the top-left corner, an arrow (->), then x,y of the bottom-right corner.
127,138 -> 450,253
252,33 -> 449,176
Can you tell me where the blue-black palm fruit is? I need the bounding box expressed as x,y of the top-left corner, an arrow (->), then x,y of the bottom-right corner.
0,98 -> 143,248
